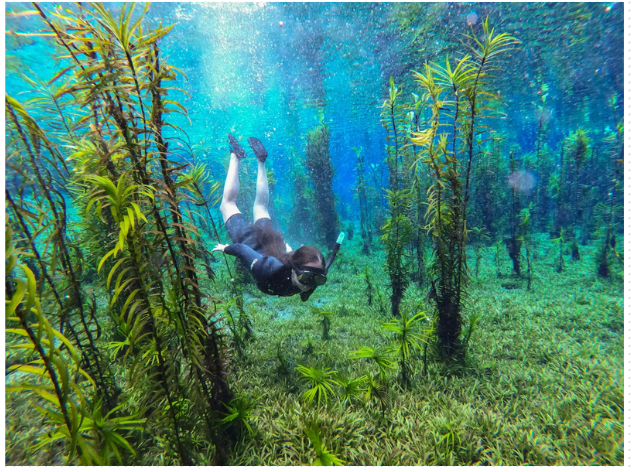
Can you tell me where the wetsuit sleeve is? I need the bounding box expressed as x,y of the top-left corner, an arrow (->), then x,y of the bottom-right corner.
224,243 -> 286,285
224,243 -> 261,268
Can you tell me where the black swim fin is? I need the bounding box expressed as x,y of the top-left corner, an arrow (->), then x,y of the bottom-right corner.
228,133 -> 247,160
248,137 -> 268,163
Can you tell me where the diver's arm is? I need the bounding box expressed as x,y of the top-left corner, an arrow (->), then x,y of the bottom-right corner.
223,243 -> 261,268
222,243 -> 286,281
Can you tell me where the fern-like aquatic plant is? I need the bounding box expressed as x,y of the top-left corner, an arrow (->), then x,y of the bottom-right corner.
382,311 -> 431,387
296,365 -> 339,406
363,373 -> 389,416
303,421 -> 345,466
335,374 -> 367,407
222,393 -> 264,439
348,345 -> 397,380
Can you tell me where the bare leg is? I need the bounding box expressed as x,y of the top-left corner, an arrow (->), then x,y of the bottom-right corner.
253,160 -> 271,222
220,153 -> 242,223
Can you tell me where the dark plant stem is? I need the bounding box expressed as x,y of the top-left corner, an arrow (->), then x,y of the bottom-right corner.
6,280 -> 77,461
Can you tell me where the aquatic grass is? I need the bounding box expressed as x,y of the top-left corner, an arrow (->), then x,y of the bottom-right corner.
206,233 -> 623,466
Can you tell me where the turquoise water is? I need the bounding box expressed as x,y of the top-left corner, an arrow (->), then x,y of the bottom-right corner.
6,3 -> 624,215
5,2 -> 625,466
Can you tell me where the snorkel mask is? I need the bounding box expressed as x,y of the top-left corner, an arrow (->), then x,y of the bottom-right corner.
296,232 -> 345,300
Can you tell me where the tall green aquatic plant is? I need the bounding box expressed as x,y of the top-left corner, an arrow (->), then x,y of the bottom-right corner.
5,3 -> 235,465
354,146 -> 371,254
568,129 -> 590,260
5,96 -> 119,410
519,205 -> 534,290
597,134 -> 623,278
381,77 -> 413,317
305,124 -> 339,247
472,133 -> 504,239
5,222 -> 144,465
408,95 -> 429,287
533,87 -> 552,231
553,130 -> 589,259
505,149 -> 523,276
412,19 -> 518,359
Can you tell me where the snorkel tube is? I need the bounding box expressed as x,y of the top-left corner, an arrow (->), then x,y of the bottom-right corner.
324,232 -> 345,273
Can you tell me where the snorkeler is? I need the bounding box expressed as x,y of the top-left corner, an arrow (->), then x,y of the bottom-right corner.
212,134 -> 342,302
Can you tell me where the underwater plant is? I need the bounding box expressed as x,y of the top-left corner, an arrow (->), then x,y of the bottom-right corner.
381,77 -> 414,317
554,129 -> 589,259
311,307 -> 333,341
354,146 -> 372,254
219,298 -> 249,359
411,19 -> 518,359
222,393 -> 264,439
305,124 -> 339,247
470,227 -> 489,279
381,311 -> 430,387
596,129 -> 623,278
303,420 -> 346,466
568,130 -> 590,260
518,206 -> 534,290
349,345 -> 397,381
295,364 -> 339,406
336,374 -> 368,407
532,85 -> 553,231
505,149 -> 523,276
472,134 -> 504,239
5,96 -> 119,411
363,373 -> 389,416
6,223 -> 145,465
4,4 -> 235,465
363,266 -> 375,306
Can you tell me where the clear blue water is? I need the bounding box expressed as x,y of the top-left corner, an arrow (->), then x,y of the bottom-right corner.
6,2 -> 624,216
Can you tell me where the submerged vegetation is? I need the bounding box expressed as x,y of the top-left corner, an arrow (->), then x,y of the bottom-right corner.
5,2 -> 623,466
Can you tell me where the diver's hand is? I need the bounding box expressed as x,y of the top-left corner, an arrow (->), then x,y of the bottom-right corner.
212,243 -> 228,253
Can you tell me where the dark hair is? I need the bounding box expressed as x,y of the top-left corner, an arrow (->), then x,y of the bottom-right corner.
255,225 -> 325,269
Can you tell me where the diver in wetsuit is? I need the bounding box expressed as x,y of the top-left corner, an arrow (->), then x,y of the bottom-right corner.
212,134 -> 338,302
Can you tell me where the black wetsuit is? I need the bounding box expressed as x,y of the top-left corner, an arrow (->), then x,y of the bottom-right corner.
224,214 -> 301,297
